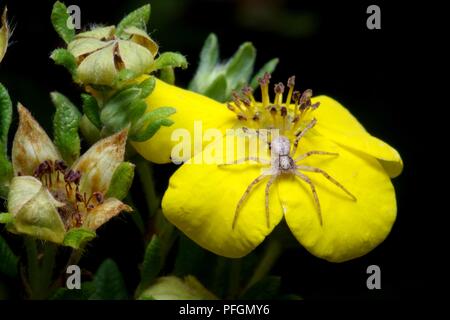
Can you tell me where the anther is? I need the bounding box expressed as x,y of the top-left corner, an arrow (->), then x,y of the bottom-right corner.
55,160 -> 67,172
300,89 -> 313,105
274,82 -> 285,94
227,103 -> 235,111
75,191 -> 84,203
269,105 -> 277,115
242,86 -> 253,96
237,114 -> 247,121
280,106 -> 287,117
287,76 -> 296,88
258,72 -> 271,86
232,91 -> 242,108
241,97 -> 251,107
64,170 -> 81,185
311,102 -> 320,110
93,191 -> 104,204
292,91 -> 301,105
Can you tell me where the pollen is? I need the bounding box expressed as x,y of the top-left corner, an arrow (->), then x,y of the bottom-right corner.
227,73 -> 320,136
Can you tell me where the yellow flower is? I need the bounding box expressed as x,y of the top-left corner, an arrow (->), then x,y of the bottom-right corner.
134,74 -> 402,262
5,105 -> 132,244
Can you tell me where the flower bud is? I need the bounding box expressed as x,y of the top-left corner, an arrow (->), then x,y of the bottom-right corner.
68,25 -> 158,87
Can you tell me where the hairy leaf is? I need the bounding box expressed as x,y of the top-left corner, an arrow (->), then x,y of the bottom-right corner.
90,259 -> 128,300
63,228 -> 96,249
105,162 -> 135,201
116,4 -> 151,36
50,48 -> 77,76
51,1 -> 75,44
81,94 -> 101,129
51,92 -> 81,165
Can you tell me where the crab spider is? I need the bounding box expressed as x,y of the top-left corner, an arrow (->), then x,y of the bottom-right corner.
220,118 -> 357,229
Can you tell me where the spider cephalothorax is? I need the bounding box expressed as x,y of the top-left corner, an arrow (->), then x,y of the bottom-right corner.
222,74 -> 357,229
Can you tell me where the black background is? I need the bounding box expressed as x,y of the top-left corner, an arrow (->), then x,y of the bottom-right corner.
0,0 -> 436,300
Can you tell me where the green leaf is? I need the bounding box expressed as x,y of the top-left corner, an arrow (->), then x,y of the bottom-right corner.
116,69 -> 138,83
81,94 -> 101,129
50,48 -> 77,76
240,276 -> 281,300
224,42 -> 256,92
0,212 -> 13,224
130,107 -> 175,142
63,228 -> 96,249
250,58 -> 279,89
140,235 -> 162,288
100,87 -> 142,131
0,83 -> 13,199
151,52 -> 188,72
0,234 -> 18,277
51,92 -> 81,165
0,83 -> 12,157
189,33 -> 219,92
51,1 -> 75,44
90,259 -> 128,300
116,4 -> 151,36
136,76 -> 156,99
105,162 -> 135,201
203,74 -> 227,102
50,281 -> 96,300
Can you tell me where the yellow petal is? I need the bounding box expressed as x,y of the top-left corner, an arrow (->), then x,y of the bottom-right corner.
131,78 -> 236,164
12,104 -> 62,176
8,176 -> 66,243
72,129 -> 127,196
279,135 -> 397,262
82,198 -> 132,230
162,146 -> 283,258
312,96 -> 403,177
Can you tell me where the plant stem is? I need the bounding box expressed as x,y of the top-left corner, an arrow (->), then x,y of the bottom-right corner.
227,259 -> 241,299
24,238 -> 57,299
135,157 -> 159,218
244,238 -> 283,292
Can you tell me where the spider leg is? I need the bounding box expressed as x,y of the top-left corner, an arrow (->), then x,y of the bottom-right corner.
291,118 -> 317,156
219,156 -> 270,166
295,150 -> 338,162
265,175 -> 277,228
233,174 -> 269,229
294,171 -> 323,226
297,165 -> 357,201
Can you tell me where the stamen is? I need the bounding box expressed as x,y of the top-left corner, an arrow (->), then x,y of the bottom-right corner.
274,82 -> 285,106
242,86 -> 256,105
259,72 -> 271,107
286,76 -> 295,106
